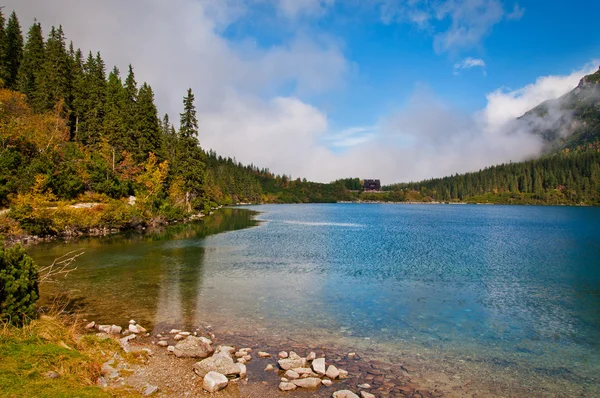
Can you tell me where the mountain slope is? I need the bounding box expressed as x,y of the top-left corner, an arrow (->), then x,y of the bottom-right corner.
518,67 -> 600,152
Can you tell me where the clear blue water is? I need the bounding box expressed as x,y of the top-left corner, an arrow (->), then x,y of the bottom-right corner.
29,204 -> 600,394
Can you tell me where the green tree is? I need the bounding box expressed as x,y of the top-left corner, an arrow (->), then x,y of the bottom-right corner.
177,88 -> 205,211
38,26 -> 69,112
0,10 -> 6,86
3,11 -> 23,90
18,22 -> 45,102
104,66 -> 124,150
0,245 -> 39,326
136,82 -> 161,161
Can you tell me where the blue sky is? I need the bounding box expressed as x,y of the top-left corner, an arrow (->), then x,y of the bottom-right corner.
222,0 -> 600,131
9,0 -> 600,182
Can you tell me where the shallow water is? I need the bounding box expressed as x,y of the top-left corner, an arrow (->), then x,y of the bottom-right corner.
29,204 -> 600,395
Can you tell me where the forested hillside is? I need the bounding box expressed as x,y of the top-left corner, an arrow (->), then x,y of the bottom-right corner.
383,151 -> 600,205
0,11 -> 365,239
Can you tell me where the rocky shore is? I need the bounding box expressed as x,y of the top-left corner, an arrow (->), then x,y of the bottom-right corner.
85,319 -> 438,397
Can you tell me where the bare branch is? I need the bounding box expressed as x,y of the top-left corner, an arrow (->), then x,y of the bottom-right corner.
38,249 -> 85,283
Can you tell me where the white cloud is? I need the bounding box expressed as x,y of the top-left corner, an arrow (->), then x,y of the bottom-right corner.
274,0 -> 335,18
378,0 -> 524,54
480,62 -> 599,132
506,3 -> 525,20
323,126 -> 378,148
453,57 -> 486,75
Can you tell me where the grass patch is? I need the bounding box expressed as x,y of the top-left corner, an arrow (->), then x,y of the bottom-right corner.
0,315 -> 136,398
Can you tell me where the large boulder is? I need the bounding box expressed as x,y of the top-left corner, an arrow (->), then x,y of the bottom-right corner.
174,336 -> 213,358
193,356 -> 244,378
202,371 -> 228,393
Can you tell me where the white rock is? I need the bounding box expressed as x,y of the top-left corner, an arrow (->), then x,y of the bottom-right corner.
265,364 -> 274,371
157,341 -> 168,347
322,379 -> 333,386
348,352 -> 356,359
174,336 -> 214,358
109,325 -> 122,335
293,368 -> 315,375
202,371 -> 228,393
237,363 -> 247,378
85,321 -> 96,329
306,351 -> 316,361
129,319 -> 136,325
291,377 -> 322,389
98,325 -> 111,334
174,334 -> 186,341
169,329 -> 182,334
199,336 -> 213,345
339,369 -> 349,379
143,384 -> 159,396
326,365 -> 340,379
129,324 -> 141,334
312,357 -> 326,375
358,383 -> 371,389
284,370 -> 300,380
278,358 -> 305,370
279,382 -> 297,391
258,351 -> 271,358
289,351 -> 301,360
360,392 -> 376,398
167,346 -> 175,352
179,331 -> 191,336
237,358 -> 247,364
193,356 -> 243,378
243,355 -> 252,362
278,351 -> 289,359
333,391 -> 360,398
281,377 -> 289,382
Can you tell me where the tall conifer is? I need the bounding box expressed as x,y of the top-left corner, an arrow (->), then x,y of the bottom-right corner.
38,26 -> 69,112
17,21 -> 44,105
4,11 -> 23,90
136,83 -> 161,161
0,10 -> 7,86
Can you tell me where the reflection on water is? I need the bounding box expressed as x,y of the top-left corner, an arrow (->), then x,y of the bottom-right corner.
28,204 -> 600,394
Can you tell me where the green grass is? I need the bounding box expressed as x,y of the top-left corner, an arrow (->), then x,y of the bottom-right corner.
0,316 -> 132,398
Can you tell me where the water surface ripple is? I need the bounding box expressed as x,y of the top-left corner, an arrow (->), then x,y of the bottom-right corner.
30,204 -> 600,394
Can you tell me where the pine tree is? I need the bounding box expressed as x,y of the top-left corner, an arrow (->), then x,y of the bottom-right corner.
121,64 -> 138,154
104,66 -> 125,150
136,82 -> 161,161
177,88 -> 205,211
4,11 -> 23,90
38,26 -> 69,112
180,88 -> 198,140
0,10 -> 7,86
17,21 -> 44,104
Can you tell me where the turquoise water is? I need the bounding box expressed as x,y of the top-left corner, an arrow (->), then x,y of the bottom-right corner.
29,204 -> 600,394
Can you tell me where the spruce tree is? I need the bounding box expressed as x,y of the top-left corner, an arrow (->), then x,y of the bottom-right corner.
17,21 -> 44,103
4,11 -> 23,90
0,10 -> 6,86
121,64 -> 138,154
177,88 -> 205,211
104,66 -> 125,150
136,82 -> 161,161
38,26 -> 69,112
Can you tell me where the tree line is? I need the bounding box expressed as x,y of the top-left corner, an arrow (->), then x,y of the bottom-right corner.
383,151 -> 600,205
